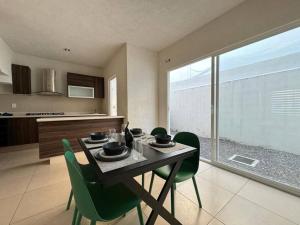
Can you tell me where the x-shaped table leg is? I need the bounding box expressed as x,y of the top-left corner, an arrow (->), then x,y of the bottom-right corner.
124,160 -> 183,225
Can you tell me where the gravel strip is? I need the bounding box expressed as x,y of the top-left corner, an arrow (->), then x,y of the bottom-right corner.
198,136 -> 300,189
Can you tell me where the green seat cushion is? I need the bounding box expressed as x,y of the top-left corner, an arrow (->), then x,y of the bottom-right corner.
154,162 -> 195,183
88,182 -> 140,221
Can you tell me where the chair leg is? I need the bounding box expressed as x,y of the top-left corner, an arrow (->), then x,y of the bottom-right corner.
137,203 -> 144,225
90,220 -> 96,225
174,183 -> 176,190
142,173 -> 145,188
192,176 -> 202,208
149,172 -> 155,194
75,212 -> 82,225
171,184 -> 175,216
71,206 -> 78,225
66,190 -> 73,211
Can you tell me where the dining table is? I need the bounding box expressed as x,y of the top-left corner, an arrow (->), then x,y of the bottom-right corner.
78,135 -> 197,225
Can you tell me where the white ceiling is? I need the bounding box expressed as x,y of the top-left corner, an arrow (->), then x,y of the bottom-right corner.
0,0 -> 244,67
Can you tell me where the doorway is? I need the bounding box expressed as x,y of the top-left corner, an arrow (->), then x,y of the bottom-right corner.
109,76 -> 117,116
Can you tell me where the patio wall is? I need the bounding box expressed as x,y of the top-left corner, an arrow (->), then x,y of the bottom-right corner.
170,68 -> 300,155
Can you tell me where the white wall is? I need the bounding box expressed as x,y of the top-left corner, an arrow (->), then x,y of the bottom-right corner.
0,37 -> 13,83
13,53 -> 102,94
127,44 -> 158,133
158,0 -> 300,128
103,44 -> 159,131
170,52 -> 300,155
171,69 -> 300,155
0,52 -> 104,113
103,45 -> 128,117
170,85 -> 211,137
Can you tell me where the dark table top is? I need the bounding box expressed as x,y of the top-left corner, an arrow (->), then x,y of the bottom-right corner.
78,138 -> 196,185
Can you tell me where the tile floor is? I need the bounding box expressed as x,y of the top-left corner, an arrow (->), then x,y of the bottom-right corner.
0,144 -> 299,225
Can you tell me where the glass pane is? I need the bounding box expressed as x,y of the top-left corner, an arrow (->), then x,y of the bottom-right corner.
109,77 -> 117,116
218,26 -> 300,189
68,85 -> 94,98
169,57 -> 212,160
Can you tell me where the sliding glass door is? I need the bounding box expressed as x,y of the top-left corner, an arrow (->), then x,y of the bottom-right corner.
168,25 -> 300,192
169,57 -> 212,160
217,26 -> 300,190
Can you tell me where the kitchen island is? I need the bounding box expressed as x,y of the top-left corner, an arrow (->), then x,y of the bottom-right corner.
0,113 -> 107,149
37,116 -> 124,158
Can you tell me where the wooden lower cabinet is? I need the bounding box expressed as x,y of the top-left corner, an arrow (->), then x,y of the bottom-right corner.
0,117 -> 123,158
38,118 -> 123,158
0,119 -> 9,146
0,118 -> 38,148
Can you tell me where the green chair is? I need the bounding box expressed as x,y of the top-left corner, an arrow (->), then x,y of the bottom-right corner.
149,132 -> 202,216
140,127 -> 168,189
64,150 -> 144,225
62,139 -> 97,211
150,127 -> 167,136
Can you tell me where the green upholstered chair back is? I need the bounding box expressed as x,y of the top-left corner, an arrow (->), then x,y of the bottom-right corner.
151,127 -> 167,136
64,150 -> 101,221
62,138 -> 72,152
173,132 -> 200,174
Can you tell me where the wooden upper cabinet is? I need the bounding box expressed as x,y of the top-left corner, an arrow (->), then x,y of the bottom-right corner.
67,72 -> 104,98
11,64 -> 31,94
67,73 -> 95,87
94,77 -> 104,98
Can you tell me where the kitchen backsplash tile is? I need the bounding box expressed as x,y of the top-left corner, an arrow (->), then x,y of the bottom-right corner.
0,94 -> 104,113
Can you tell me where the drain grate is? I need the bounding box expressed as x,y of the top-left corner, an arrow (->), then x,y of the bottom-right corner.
228,154 -> 259,167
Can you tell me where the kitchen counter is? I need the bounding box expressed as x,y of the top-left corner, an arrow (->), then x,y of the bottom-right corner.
0,113 -> 107,118
38,116 -> 124,158
37,115 -> 124,122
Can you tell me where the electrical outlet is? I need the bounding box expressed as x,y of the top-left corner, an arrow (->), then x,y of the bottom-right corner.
11,103 -> 17,109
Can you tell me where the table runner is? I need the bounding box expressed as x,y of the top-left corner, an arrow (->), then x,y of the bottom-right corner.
135,134 -> 188,153
90,148 -> 147,173
81,138 -> 108,149
146,142 -> 188,153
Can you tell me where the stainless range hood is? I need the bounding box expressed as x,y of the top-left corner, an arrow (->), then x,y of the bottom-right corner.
38,69 -> 64,96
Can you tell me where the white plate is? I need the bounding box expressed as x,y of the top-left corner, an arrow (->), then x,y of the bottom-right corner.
85,137 -> 109,144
